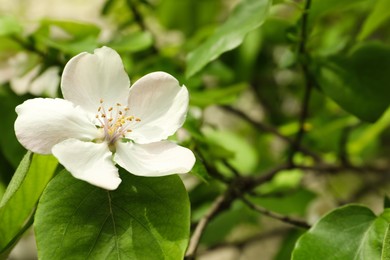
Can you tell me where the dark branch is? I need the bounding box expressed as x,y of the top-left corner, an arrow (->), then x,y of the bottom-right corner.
240,196 -> 311,229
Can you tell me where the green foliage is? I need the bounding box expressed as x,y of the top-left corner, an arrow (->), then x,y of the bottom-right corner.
0,152 -> 57,256
186,0 -> 272,77
315,42 -> 390,122
292,205 -> 390,259
35,169 -> 190,259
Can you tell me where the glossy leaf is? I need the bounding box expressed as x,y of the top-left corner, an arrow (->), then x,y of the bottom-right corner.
35,169 -> 190,259
316,43 -> 390,122
186,0 -> 271,78
0,153 -> 57,253
292,205 -> 390,260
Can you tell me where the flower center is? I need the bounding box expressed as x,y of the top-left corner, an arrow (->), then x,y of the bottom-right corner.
95,99 -> 141,150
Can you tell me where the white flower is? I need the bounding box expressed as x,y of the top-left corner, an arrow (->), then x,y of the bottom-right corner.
15,46 -> 195,190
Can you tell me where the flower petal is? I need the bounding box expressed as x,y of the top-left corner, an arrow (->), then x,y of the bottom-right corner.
127,72 -> 189,143
15,98 -> 100,154
52,139 -> 121,190
114,141 -> 195,177
61,46 -> 130,114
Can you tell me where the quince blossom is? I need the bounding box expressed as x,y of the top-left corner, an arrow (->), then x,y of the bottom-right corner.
14,46 -> 195,190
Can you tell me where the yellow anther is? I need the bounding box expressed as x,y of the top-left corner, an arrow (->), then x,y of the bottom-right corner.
135,118 -> 141,122
95,115 -> 99,118
109,118 -> 113,122
100,98 -> 104,103
101,114 -> 106,118
108,107 -> 113,112
116,103 -> 121,106
124,107 -> 129,111
119,111 -> 123,115
98,107 -> 102,112
127,129 -> 132,132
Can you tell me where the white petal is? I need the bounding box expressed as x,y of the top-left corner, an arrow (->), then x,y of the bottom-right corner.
114,141 -> 195,177
52,139 -> 121,190
15,98 -> 100,154
127,72 -> 189,143
30,66 -> 60,97
61,46 -> 130,114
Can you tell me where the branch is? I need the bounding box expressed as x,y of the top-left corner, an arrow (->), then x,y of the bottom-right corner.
221,106 -> 322,162
288,0 -> 313,164
240,196 -> 311,229
185,194 -> 230,260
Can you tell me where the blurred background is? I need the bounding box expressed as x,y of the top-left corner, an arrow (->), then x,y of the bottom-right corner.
0,0 -> 390,259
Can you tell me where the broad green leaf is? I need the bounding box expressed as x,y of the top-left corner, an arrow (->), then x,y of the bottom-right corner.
35,170 -> 190,259
0,16 -> 22,36
108,31 -> 153,53
292,205 -> 390,260
316,43 -> 390,122
0,153 -> 57,254
186,0 -> 271,78
38,36 -> 98,55
358,0 -> 390,41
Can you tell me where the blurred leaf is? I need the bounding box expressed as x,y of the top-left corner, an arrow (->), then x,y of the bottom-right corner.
190,157 -> 210,183
201,201 -> 258,246
41,19 -> 101,39
0,153 -> 57,254
251,188 -> 315,216
309,0 -> 367,27
108,31 -> 153,53
204,128 -> 258,174
348,107 -> 390,156
292,205 -> 390,259
358,0 -> 390,41
35,169 -> 190,259
190,83 -> 247,108
186,0 -> 271,78
274,230 -> 305,260
316,42 -> 390,122
0,16 -> 22,36
0,89 -> 27,168
257,169 -> 303,195
41,36 -> 99,55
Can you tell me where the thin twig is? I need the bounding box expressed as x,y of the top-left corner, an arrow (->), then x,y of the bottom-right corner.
240,196 -> 311,229
221,106 -> 322,162
185,195 -> 230,260
288,0 -> 313,164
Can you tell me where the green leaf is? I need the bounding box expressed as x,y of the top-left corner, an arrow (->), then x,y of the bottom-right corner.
190,83 -> 248,108
292,205 -> 390,260
35,170 -> 190,259
382,224 -> 390,260
316,42 -> 390,122
0,16 -> 22,36
41,19 -> 101,39
0,153 -> 58,254
108,31 -> 153,53
358,0 -> 390,41
309,0 -> 366,27
186,0 -> 271,78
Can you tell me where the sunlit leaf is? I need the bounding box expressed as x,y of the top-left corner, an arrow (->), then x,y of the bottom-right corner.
358,0 -> 390,41
186,0 -> 271,78
0,153 -> 57,254
35,169 -> 190,259
0,16 -> 22,36
292,205 -> 390,259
